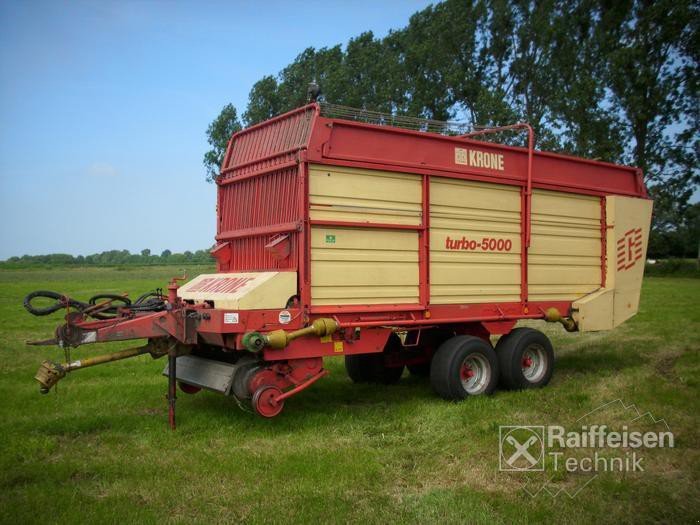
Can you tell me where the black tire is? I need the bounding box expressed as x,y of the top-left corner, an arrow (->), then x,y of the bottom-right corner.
344,334 -> 404,385
407,363 -> 431,377
407,329 -> 456,377
344,353 -> 377,383
495,328 -> 554,390
231,363 -> 261,400
430,335 -> 499,400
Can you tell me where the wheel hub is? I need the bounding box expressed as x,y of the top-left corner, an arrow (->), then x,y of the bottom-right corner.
252,385 -> 284,418
521,344 -> 547,383
459,354 -> 490,394
461,365 -> 475,380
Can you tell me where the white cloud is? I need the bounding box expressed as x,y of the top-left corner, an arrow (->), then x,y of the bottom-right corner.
86,162 -> 118,178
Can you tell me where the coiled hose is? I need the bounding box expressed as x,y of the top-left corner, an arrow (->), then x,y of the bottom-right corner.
23,289 -> 166,319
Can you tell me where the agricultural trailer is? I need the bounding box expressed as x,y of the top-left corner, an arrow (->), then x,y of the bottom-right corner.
24,103 -> 652,426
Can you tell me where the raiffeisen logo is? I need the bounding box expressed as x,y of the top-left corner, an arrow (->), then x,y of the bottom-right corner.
500,424 -> 674,474
499,400 -> 676,498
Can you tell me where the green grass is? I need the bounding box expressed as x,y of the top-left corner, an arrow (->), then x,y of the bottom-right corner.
0,266 -> 698,524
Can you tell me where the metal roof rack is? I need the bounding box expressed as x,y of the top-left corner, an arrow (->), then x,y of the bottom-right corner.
319,102 -> 471,135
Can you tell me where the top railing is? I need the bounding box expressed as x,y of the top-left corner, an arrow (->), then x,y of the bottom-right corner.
319,102 -> 471,135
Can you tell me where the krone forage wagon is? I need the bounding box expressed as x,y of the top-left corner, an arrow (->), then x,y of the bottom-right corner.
24,102 -> 652,425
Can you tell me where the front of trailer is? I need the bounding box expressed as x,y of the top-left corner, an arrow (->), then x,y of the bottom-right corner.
23,103 -> 653,424
24,104 -> 394,423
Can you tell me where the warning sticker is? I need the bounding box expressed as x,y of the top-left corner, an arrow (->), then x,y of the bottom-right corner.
278,310 -> 292,324
223,312 -> 239,324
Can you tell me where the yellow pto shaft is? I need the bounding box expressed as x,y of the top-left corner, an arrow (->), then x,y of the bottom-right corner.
242,318 -> 339,351
35,344 -> 152,394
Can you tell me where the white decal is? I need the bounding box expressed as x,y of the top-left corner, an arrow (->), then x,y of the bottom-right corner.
278,310 -> 292,324
81,331 -> 97,343
224,312 -> 239,324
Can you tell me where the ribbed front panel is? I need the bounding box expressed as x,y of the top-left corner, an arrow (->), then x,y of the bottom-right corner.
217,167 -> 300,272
218,168 -> 299,233
220,106 -> 315,180
227,234 -> 298,272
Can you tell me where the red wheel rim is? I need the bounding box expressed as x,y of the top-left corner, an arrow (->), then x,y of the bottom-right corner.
252,386 -> 284,418
178,382 -> 201,394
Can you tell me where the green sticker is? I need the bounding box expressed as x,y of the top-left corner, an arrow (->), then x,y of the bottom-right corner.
325,234 -> 336,244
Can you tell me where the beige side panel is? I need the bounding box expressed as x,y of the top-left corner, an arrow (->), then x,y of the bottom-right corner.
607,196 -> 653,326
309,164 -> 422,225
178,272 -> 297,310
572,288 -> 614,331
310,227 -> 419,305
430,177 -> 521,304
528,189 -> 602,301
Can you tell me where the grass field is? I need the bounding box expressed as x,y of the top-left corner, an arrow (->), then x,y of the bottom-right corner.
0,266 -> 698,524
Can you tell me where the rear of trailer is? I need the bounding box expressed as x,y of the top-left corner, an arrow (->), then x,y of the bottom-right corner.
26,103 -> 652,422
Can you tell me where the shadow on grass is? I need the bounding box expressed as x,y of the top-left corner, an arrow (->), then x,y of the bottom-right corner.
21,372 -> 444,438
22,341 -> 652,437
181,373 -> 440,426
555,343 -> 649,375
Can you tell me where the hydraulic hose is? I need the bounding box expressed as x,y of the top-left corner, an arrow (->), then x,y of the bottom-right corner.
23,291 -> 87,316
23,289 -> 166,319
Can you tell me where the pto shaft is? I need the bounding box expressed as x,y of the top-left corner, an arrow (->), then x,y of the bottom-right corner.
35,345 -> 151,393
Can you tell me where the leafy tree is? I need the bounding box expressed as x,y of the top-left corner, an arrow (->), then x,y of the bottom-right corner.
203,104 -> 242,182
204,0 -> 698,255
243,76 -> 283,126
396,0 -> 516,131
595,0 -> 699,246
341,31 -> 402,113
161,249 -> 172,258
546,0 -> 625,160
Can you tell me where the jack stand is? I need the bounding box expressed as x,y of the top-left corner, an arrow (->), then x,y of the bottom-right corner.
168,348 -> 177,430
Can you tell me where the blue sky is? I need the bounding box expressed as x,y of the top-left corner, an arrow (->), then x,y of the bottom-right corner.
0,0 -> 434,259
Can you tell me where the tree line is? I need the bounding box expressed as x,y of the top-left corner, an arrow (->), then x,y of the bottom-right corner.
1,248 -> 214,268
204,0 -> 698,259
